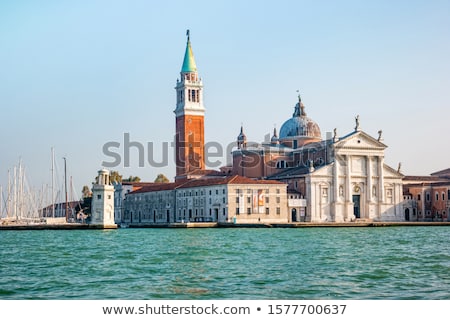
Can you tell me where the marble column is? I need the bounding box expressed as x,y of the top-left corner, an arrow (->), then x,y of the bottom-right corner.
366,156 -> 372,203
345,155 -> 352,220
333,158 -> 339,221
378,156 -> 384,202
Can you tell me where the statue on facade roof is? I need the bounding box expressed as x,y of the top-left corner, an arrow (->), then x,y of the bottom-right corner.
355,115 -> 360,131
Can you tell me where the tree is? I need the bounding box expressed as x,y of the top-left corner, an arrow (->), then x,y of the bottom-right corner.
154,173 -> 170,183
123,175 -> 141,182
109,171 -> 123,183
94,170 -> 122,184
81,185 -> 92,198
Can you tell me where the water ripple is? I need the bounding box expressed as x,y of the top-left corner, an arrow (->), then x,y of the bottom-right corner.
1,227 -> 450,299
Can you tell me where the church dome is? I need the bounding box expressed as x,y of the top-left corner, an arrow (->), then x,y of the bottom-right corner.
279,98 -> 321,140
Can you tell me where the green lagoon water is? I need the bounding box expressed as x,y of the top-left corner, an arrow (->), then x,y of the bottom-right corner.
1,227 -> 449,299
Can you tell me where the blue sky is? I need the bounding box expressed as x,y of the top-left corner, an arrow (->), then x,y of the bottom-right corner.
1,0 -> 449,199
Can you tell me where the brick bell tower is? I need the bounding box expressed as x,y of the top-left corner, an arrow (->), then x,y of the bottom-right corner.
174,30 -> 205,180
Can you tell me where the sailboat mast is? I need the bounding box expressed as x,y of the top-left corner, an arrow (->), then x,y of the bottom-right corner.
0,185 -> 3,218
63,157 -> 68,222
18,161 -> 23,220
13,166 -> 17,220
51,148 -> 55,218
7,170 -> 11,218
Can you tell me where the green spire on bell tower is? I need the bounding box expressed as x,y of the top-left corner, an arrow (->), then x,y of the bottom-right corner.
181,29 -> 197,73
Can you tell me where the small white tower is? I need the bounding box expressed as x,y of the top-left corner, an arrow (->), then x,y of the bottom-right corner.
91,169 -> 115,227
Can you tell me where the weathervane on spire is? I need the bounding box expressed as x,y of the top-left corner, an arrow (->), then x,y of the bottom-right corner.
186,29 -> 190,41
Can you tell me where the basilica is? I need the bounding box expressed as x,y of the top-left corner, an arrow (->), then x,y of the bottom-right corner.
230,99 -> 404,222
115,31 -> 408,225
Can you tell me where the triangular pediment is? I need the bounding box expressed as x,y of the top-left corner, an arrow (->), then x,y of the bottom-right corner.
383,163 -> 404,179
310,163 -> 333,176
334,130 -> 387,150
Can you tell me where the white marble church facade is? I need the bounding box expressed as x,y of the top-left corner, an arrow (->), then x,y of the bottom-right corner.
231,98 -> 405,223
305,130 -> 404,222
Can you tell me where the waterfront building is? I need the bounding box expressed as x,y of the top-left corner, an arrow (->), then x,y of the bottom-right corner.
402,169 -> 450,221
122,175 -> 288,225
113,181 -> 156,224
40,201 -> 81,219
91,169 -> 116,226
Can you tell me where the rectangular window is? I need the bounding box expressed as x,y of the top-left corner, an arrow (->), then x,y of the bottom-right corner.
265,197 -> 269,203
107,195 -> 111,200
97,194 -> 101,200
276,189 -> 280,194
247,197 -> 251,204
247,208 -> 251,214
223,208 -> 226,215
236,197 -> 239,203
236,208 -> 240,215
417,194 -> 421,201
276,197 -> 280,204
276,207 -> 281,215
265,207 -> 270,214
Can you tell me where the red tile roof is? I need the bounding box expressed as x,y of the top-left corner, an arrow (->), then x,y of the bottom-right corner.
121,182 -> 157,187
128,175 -> 285,194
129,182 -> 184,194
177,175 -> 285,189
